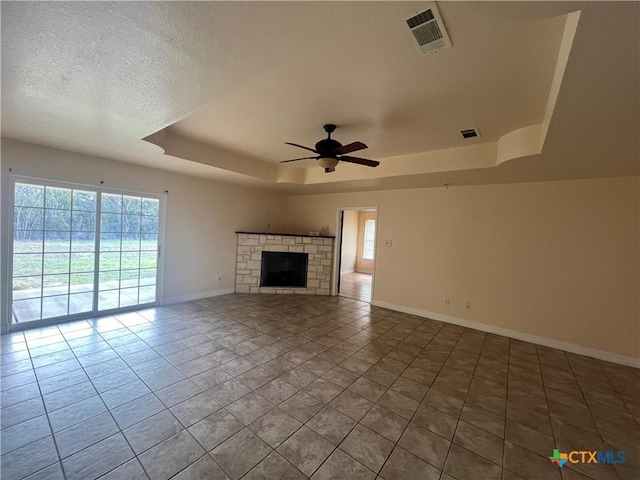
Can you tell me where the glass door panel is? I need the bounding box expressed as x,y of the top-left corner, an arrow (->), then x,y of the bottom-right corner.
11,183 -> 97,323
97,194 -> 159,312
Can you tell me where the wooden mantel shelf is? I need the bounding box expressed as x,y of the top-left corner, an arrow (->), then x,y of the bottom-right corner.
235,231 -> 335,239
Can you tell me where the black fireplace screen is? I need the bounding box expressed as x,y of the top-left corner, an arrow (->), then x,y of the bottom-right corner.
260,251 -> 308,288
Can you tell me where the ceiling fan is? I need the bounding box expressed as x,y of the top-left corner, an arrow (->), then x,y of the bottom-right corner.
281,124 -> 380,173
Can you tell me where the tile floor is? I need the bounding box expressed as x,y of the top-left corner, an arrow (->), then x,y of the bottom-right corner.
1,294 -> 638,480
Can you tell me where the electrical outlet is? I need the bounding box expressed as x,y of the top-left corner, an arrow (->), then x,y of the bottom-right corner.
385,240 -> 393,247
444,299 -> 450,306
218,276 -> 225,281
466,302 -> 471,310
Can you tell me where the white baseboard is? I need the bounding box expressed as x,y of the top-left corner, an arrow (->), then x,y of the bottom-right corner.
371,300 -> 640,369
340,268 -> 355,274
162,288 -> 234,305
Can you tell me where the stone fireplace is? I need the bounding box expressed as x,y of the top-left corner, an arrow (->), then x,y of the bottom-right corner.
235,232 -> 334,295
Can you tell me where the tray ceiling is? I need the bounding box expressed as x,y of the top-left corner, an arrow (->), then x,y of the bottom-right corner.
1,2 -> 638,193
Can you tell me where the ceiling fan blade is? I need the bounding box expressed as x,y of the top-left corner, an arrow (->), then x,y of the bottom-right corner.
280,157 -> 318,163
339,155 -> 380,168
334,141 -> 368,155
285,142 -> 318,154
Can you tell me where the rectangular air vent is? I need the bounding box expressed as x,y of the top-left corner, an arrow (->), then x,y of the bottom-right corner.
460,128 -> 481,139
406,2 -> 452,54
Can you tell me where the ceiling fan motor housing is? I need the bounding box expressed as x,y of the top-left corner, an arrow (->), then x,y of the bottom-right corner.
315,138 -> 342,155
316,123 -> 341,155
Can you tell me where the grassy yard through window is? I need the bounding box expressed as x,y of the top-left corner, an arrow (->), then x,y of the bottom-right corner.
13,239 -> 158,290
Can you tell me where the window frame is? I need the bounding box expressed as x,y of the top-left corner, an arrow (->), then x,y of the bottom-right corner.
362,219 -> 376,260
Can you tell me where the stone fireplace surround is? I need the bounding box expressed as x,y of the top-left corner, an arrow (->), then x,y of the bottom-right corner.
235,232 -> 334,295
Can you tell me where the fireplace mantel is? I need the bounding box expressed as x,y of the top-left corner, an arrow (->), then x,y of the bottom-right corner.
236,231 -> 335,239
235,233 -> 333,295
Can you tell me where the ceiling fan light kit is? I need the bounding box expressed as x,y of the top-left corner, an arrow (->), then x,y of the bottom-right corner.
318,157 -> 339,169
282,124 -> 380,173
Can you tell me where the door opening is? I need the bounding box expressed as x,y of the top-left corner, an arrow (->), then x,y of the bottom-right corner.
334,207 -> 377,303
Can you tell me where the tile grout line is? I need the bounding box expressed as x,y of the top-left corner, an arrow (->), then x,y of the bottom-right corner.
151,307 -> 359,479
32,313 -> 194,479
538,349 -> 585,480
374,320 -> 456,478
129,312 -> 248,478
24,327 -> 69,480
559,351 -> 623,480
239,311 -> 428,478
249,330 -> 384,479
334,314 -> 441,476
113,310 -> 256,478
501,338 -> 515,477
537,346 -> 567,480
61,317 -> 156,480
429,327 -> 488,479
287,320 -> 405,478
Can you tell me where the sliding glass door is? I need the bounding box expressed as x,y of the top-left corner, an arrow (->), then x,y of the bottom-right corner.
10,178 -> 162,326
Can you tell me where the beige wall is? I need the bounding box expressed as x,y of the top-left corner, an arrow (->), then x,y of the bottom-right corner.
340,210 -> 358,273
0,139 -> 287,326
2,139 -> 638,362
355,210 -> 375,274
285,177 -> 640,360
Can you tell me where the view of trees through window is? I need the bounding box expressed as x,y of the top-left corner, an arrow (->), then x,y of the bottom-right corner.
14,183 -> 96,240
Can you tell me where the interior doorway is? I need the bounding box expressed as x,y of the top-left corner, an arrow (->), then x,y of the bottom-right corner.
335,207 -> 377,302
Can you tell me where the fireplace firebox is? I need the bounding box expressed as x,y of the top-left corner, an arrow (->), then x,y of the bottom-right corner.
260,251 -> 308,288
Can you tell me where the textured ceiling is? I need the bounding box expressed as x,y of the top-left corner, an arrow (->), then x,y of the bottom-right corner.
168,2 -> 564,161
1,1 -> 638,194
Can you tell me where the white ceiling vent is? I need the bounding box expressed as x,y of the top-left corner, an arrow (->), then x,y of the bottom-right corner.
406,3 -> 452,54
460,128 -> 481,139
